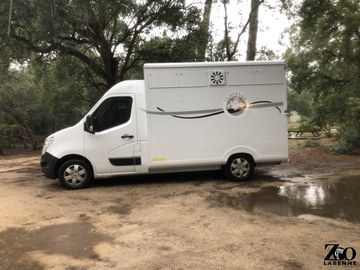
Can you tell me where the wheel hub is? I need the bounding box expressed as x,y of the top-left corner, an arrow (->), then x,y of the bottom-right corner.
231,158 -> 250,177
64,165 -> 86,185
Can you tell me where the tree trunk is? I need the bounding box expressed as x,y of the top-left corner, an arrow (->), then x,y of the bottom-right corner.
222,0 -> 232,61
24,127 -> 38,150
246,0 -> 260,61
199,0 -> 213,61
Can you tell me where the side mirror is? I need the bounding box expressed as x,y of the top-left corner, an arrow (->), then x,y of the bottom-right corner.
84,115 -> 95,134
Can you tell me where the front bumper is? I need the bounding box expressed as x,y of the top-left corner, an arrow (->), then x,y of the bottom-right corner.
40,152 -> 59,179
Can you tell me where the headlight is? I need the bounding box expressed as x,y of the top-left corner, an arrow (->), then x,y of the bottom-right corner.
42,136 -> 54,155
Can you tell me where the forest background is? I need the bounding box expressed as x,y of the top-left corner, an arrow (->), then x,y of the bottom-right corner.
0,0 -> 359,154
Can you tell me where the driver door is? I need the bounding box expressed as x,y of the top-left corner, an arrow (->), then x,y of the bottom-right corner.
84,95 -> 138,176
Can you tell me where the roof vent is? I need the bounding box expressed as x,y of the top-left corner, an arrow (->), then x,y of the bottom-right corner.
210,70 -> 226,86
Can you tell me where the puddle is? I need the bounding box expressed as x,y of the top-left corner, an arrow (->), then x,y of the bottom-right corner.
209,175 -> 360,223
0,222 -> 112,270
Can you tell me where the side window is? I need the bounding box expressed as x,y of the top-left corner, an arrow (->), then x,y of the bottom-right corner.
93,97 -> 132,132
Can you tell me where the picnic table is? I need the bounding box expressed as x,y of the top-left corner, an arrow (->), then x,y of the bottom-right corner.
288,127 -> 320,138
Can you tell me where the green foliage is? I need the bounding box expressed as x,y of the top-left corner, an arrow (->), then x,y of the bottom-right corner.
35,56 -> 94,133
286,0 -> 360,153
0,123 -> 22,153
0,0 -> 207,150
298,139 -> 320,149
0,66 -> 42,149
334,98 -> 360,154
256,47 -> 277,61
298,117 -> 315,131
207,39 -> 233,62
287,90 -> 312,118
1,0 -> 203,90
0,52 -> 91,148
330,144 -> 352,155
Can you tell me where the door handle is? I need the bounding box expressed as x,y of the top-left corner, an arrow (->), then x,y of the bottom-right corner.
121,134 -> 134,140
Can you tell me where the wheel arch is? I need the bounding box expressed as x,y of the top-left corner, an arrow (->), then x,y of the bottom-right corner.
223,146 -> 258,166
55,154 -> 94,179
227,153 -> 255,167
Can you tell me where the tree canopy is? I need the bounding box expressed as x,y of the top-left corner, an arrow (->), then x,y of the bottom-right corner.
0,0 -> 207,151
286,0 -> 360,152
1,0 -> 203,90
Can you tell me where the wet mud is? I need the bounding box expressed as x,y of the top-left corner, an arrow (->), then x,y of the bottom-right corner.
0,222 -> 111,270
207,174 -> 360,223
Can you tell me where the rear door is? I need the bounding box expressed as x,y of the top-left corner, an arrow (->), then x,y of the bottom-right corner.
84,94 -> 138,176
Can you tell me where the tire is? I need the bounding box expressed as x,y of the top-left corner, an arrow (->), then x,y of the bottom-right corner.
58,159 -> 93,189
224,154 -> 254,181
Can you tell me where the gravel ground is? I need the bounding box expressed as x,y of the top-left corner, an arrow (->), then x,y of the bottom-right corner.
0,144 -> 359,270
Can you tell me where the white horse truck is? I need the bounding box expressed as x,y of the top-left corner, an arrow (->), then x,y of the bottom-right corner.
41,61 -> 288,189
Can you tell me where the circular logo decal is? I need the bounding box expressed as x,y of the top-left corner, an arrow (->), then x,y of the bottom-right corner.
223,92 -> 248,117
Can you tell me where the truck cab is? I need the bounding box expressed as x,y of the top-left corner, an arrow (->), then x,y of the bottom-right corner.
41,80 -> 148,188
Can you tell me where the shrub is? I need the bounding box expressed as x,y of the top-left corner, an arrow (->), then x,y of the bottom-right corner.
298,139 -> 320,148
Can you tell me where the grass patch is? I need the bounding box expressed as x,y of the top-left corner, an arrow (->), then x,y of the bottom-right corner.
297,139 -> 320,148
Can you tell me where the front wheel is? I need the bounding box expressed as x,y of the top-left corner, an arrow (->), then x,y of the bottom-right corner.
224,155 -> 254,181
58,159 -> 93,189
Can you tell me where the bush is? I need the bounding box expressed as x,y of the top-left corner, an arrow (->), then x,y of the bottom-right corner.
330,144 -> 351,155
298,139 -> 320,148
325,131 -> 333,138
0,124 -> 21,154
333,127 -> 360,155
334,98 -> 360,154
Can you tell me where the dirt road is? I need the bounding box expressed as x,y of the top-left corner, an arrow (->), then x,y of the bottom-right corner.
0,147 -> 359,270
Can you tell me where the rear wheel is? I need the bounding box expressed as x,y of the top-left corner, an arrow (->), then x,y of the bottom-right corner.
224,154 -> 254,181
58,159 -> 93,189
